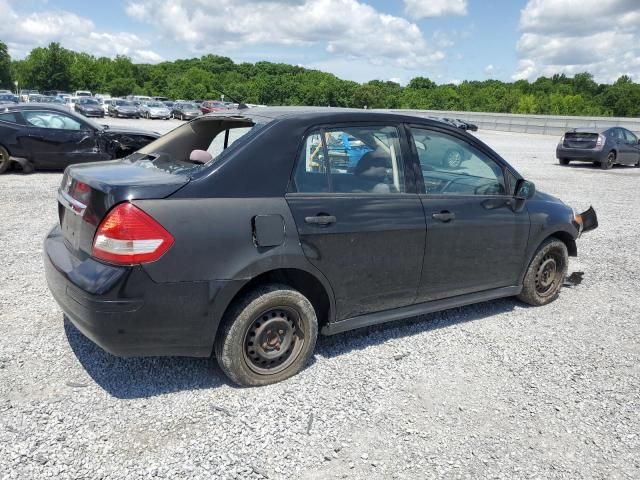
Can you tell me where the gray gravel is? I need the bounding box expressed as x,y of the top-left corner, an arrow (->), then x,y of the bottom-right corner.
1,126 -> 639,479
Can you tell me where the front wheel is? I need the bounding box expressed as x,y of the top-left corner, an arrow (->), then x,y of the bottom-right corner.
517,239 -> 568,306
215,284 -> 318,387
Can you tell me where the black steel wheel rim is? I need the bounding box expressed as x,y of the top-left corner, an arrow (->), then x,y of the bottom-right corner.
607,152 -> 615,167
243,306 -> 305,375
535,252 -> 563,297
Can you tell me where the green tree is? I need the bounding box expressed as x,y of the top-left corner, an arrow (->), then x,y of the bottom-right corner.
0,41 -> 11,89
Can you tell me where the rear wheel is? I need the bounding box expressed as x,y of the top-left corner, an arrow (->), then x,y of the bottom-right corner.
215,284 -> 318,386
558,158 -> 569,166
601,151 -> 615,170
517,239 -> 568,306
0,145 -> 11,174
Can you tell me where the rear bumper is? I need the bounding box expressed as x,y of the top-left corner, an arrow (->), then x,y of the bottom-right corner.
556,146 -> 607,162
43,225 -> 226,357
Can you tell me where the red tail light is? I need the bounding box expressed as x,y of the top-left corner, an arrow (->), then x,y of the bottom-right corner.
92,203 -> 174,265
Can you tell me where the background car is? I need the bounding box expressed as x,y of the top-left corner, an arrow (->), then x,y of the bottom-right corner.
74,97 -> 105,117
0,94 -> 19,105
170,102 -> 201,120
74,90 -> 92,98
556,126 -> 640,169
200,100 -> 228,114
0,104 -> 159,174
139,101 -> 171,119
108,99 -> 140,118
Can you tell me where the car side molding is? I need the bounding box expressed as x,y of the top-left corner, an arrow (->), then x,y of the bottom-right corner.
322,285 -> 522,335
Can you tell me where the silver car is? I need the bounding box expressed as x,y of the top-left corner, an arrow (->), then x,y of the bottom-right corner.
139,101 -> 171,120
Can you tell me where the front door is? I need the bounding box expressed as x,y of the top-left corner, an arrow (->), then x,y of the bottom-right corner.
21,109 -> 103,169
408,126 -> 530,302
286,125 -> 426,321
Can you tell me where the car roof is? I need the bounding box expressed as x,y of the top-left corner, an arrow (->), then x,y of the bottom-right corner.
567,126 -> 611,133
200,106 -> 467,128
2,103 -> 73,112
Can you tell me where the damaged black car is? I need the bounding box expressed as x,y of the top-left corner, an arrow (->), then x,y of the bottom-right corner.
0,104 -> 159,174
44,107 -> 598,387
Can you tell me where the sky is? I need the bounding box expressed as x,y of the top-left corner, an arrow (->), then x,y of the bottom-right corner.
1,0 -> 639,85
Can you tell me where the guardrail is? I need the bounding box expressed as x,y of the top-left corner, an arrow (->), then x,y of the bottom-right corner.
398,109 -> 640,137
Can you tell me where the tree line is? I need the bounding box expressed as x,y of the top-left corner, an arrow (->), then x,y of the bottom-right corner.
2,41 -> 640,117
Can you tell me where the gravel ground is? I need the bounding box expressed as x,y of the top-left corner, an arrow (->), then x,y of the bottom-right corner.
0,125 -> 639,479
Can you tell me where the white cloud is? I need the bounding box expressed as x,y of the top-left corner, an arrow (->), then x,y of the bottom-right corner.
513,0 -> 640,82
484,64 -> 494,74
0,0 -> 163,63
403,0 -> 468,19
125,0 -> 445,69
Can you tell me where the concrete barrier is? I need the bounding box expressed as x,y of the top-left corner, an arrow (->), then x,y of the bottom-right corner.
396,109 -> 640,137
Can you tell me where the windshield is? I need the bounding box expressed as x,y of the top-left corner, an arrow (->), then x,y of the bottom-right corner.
115,100 -> 133,106
80,98 -> 99,105
147,102 -> 165,108
181,103 -> 198,109
130,117 -> 269,175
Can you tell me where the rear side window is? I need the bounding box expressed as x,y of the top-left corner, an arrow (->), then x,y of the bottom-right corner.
0,112 -> 20,124
293,125 -> 406,194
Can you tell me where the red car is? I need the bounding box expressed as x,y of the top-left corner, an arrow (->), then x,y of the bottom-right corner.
200,100 -> 227,114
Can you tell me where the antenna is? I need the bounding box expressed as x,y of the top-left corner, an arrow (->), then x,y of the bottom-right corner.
210,85 -> 248,110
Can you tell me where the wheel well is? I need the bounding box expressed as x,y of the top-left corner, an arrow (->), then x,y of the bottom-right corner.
549,231 -> 577,257
224,269 -> 332,330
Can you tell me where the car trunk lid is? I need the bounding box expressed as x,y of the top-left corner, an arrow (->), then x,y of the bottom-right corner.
58,159 -> 189,257
563,132 -> 599,149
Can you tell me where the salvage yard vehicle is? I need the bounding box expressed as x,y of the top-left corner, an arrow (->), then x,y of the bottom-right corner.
556,126 -> 640,169
139,101 -> 171,120
108,99 -> 140,118
74,98 -> 105,118
43,107 -> 598,386
0,104 -> 159,173
171,102 -> 202,120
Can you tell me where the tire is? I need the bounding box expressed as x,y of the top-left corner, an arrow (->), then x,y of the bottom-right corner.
517,238 -> 568,306
601,151 -> 615,170
180,113 -> 185,121
0,145 -> 11,174
558,158 -> 569,166
215,284 -> 318,387
443,149 -> 463,168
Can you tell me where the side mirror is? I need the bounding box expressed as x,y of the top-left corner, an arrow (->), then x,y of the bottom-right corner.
515,179 -> 536,200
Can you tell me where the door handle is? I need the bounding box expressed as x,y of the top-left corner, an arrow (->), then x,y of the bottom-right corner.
432,211 -> 455,222
305,215 -> 337,225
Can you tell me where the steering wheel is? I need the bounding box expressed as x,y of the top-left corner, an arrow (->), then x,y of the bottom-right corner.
474,183 -> 504,195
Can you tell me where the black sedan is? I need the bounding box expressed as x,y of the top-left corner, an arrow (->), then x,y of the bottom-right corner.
170,102 -> 202,120
108,99 -> 140,118
556,126 -> 640,169
74,98 -> 105,118
0,104 -> 159,174
44,107 -> 597,386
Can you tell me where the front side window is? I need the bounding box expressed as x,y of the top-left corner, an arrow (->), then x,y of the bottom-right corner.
23,110 -> 83,130
410,127 -> 505,196
293,125 -> 406,194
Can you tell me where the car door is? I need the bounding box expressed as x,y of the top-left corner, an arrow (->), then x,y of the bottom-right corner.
621,129 -> 640,165
286,124 -> 426,321
407,125 -> 530,303
20,109 -> 104,169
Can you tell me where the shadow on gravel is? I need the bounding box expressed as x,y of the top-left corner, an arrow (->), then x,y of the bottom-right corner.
316,297 -> 522,358
64,317 -> 231,399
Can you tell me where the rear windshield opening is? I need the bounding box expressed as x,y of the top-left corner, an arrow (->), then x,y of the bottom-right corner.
130,117 -> 267,175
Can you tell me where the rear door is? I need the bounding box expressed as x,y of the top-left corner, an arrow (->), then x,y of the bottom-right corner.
21,109 -> 105,169
286,124 -> 426,321
408,125 -> 530,302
